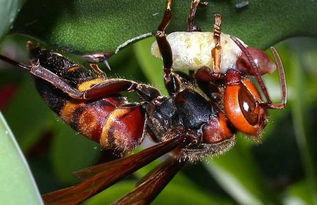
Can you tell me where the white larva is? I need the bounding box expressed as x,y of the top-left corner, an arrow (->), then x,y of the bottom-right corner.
151,32 -> 247,73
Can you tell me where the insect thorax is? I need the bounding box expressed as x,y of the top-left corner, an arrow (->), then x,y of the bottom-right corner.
146,89 -> 235,161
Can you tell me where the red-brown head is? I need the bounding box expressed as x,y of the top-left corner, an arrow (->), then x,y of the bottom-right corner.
224,69 -> 268,136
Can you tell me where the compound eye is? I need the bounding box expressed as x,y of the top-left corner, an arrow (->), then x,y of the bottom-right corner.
224,78 -> 266,136
238,85 -> 258,125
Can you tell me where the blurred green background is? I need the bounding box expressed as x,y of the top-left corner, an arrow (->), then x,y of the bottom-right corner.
1,0 -> 317,205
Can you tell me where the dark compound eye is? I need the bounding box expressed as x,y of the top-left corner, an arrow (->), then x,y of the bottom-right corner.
224,77 -> 267,136
238,85 -> 258,126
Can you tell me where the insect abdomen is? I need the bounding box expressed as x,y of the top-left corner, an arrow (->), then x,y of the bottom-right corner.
59,98 -> 145,151
35,72 -> 145,152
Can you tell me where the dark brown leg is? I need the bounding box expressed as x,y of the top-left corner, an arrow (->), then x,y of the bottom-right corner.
195,67 -> 225,102
187,0 -> 201,31
266,47 -> 287,109
195,67 -> 225,82
113,157 -> 187,205
0,55 -> 30,71
83,80 -> 161,101
32,62 -> 160,100
188,70 -> 195,81
187,0 -> 208,32
156,0 -> 193,95
156,0 -> 183,95
0,55 -> 161,101
89,63 -> 106,77
156,0 -> 173,71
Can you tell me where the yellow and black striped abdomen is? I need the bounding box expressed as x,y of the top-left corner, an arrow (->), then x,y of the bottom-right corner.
59,97 -> 146,151
35,64 -> 146,152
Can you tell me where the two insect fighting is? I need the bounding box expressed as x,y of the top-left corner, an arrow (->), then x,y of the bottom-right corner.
0,0 -> 287,204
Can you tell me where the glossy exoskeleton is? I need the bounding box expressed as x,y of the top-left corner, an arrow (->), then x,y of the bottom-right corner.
0,0 -> 287,204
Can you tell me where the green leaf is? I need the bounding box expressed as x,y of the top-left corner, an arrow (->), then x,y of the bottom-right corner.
135,159 -> 196,188
51,121 -> 101,183
83,181 -> 136,205
11,0 -> 317,53
84,179 -> 232,205
153,182 -> 231,205
288,41 -> 317,204
0,112 -> 43,205
3,77 -> 55,152
205,136 -> 276,205
283,180 -> 314,205
133,37 -> 166,92
0,0 -> 23,40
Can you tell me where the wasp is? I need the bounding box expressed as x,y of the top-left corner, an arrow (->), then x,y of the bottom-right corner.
0,0 -> 287,204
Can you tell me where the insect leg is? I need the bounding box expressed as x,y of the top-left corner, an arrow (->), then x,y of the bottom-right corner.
89,63 -> 107,77
83,80 -> 161,101
82,52 -> 114,71
195,66 -> 225,82
187,0 -> 201,31
0,56 -> 88,99
194,67 -> 225,102
29,62 -> 84,99
31,62 -> 140,100
187,0 -> 208,32
265,47 -> 287,109
113,157 -> 187,205
0,54 -> 31,71
156,0 -> 173,69
156,0 -> 182,95
156,0 -> 189,95
0,54 -> 91,99
0,54 -> 161,101
39,71 -> 161,101
212,14 -> 223,72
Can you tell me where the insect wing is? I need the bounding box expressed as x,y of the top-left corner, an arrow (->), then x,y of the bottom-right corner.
43,136 -> 187,205
113,157 -> 186,205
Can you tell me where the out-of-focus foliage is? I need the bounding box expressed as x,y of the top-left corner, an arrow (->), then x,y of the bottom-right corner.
0,0 -> 23,40
0,0 -> 43,204
9,0 -> 317,52
0,113 -> 43,204
1,0 -> 317,205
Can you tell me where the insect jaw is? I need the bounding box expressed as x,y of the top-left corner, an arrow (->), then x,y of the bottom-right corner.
236,46 -> 277,75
